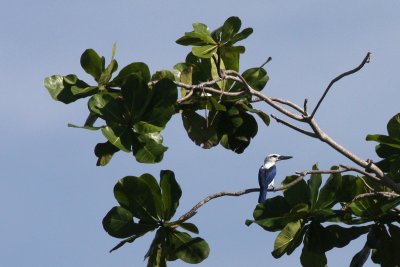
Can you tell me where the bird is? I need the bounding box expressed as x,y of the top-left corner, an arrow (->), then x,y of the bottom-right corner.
258,154 -> 292,203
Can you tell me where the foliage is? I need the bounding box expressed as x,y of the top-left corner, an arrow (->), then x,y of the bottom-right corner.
102,170 -> 209,266
44,16 -> 400,267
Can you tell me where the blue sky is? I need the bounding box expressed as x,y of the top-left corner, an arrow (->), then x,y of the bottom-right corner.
2,1 -> 400,266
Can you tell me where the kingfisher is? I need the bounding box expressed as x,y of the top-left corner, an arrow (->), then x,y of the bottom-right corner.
258,154 -> 292,203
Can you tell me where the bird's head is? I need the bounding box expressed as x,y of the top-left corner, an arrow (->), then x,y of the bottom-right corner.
264,154 -> 293,165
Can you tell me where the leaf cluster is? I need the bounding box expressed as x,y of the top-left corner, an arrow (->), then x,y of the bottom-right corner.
102,170 -> 209,266
246,164 -> 400,266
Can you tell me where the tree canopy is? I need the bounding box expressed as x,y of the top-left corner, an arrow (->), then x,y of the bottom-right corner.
45,16 -> 400,267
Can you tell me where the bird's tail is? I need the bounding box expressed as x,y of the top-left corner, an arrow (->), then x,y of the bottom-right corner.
258,187 -> 267,203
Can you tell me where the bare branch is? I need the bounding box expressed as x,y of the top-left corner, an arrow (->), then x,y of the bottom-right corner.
309,52 -> 371,119
270,97 -> 305,114
271,114 -> 317,138
339,165 -> 381,182
176,188 -> 259,223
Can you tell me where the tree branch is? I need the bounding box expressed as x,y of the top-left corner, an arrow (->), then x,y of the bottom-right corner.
309,52 -> 371,119
175,168 -> 356,224
271,114 -> 317,138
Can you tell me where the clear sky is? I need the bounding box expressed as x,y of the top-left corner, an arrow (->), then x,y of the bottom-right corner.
1,1 -> 400,266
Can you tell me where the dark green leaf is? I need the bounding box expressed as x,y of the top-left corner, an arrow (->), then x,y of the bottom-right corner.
151,70 -> 176,81
231,67 -> 269,92
94,141 -> 120,166
114,176 -> 159,221
350,245 -> 370,267
387,113 -> 400,138
282,175 -> 310,207
308,164 -> 322,209
99,59 -> 118,87
160,170 -> 182,221
80,49 -> 104,81
371,224 -> 400,266
229,27 -> 253,44
211,16 -> 241,43
238,103 -> 270,126
168,231 -> 210,264
121,74 -> 150,122
146,228 -> 167,267
323,225 -> 370,251
141,78 -> 177,129
219,109 -> 258,153
178,223 -> 199,234
87,92 -> 124,123
348,196 -> 400,219
109,235 -> 141,253
102,206 -> 155,238
110,62 -> 151,87
300,224 -> 328,267
315,167 -> 342,209
138,173 -> 163,220
182,110 -> 219,149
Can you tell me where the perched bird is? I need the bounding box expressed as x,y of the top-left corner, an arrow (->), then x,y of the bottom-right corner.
258,154 -> 292,203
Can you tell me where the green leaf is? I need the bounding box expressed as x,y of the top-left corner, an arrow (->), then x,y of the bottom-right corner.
121,74 -> 150,122
248,196 -> 306,232
300,245 -> 327,267
160,170 -> 182,221
192,45 -> 218,59
131,132 -> 168,163
102,206 -> 155,238
44,75 -> 97,104
94,141 -> 120,166
350,245 -> 371,267
80,49 -> 104,81
220,45 -> 244,73
387,113 -> 400,138
138,173 -> 163,220
308,164 -> 322,209
322,225 -> 370,251
371,224 -> 400,266
178,223 -> 199,234
238,103 -> 270,126
348,196 -> 400,219
181,110 -> 219,149
109,235 -> 141,253
110,62 -> 151,87
282,175 -> 310,207
211,16 -> 241,43
300,224 -> 328,267
229,27 -> 253,44
114,176 -> 159,221
88,92 -> 124,123
367,134 -> 400,149
146,228 -> 167,267
315,167 -> 342,209
219,108 -> 258,154
141,78 -> 177,129
101,125 -> 133,152
231,67 -> 269,92
272,220 -> 305,258
151,70 -> 175,81
176,23 -> 216,46
168,231 -> 210,264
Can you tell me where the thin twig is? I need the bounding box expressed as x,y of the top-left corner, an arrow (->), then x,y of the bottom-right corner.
309,52 -> 371,119
271,114 -> 317,138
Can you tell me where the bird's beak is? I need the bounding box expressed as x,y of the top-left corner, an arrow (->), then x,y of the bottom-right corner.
278,155 -> 292,161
